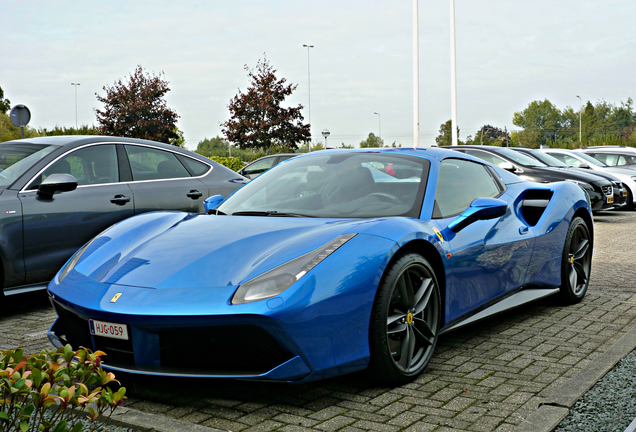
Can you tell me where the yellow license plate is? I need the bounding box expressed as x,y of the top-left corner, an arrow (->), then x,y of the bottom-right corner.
607,196 -> 614,203
623,190 -> 628,196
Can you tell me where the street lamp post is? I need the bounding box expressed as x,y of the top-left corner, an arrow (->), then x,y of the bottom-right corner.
373,112 -> 381,145
71,83 -> 80,129
321,129 -> 330,148
303,44 -> 314,143
576,95 -> 582,146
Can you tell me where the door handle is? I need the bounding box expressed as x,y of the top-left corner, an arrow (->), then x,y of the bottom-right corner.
110,194 -> 131,205
187,190 -> 203,199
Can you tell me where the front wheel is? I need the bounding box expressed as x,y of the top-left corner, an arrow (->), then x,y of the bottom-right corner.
368,253 -> 441,384
559,216 -> 592,304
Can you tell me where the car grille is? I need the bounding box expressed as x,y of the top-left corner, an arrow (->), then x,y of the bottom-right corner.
53,303 -> 135,367
602,185 -> 613,196
53,303 -> 293,375
159,326 -> 293,375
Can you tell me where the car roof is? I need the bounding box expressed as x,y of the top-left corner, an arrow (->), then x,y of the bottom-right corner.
2,135 -> 179,149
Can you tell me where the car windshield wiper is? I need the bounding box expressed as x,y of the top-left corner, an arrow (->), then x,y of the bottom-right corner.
231,210 -> 315,217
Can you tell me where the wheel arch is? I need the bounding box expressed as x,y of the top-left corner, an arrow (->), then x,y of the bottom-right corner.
572,207 -> 594,248
388,239 -> 447,317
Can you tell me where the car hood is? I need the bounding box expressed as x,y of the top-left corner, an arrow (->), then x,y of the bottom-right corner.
530,166 -> 608,185
72,212 -> 390,290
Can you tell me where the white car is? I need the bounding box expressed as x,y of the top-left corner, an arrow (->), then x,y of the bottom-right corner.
580,147 -> 636,171
540,148 -> 636,208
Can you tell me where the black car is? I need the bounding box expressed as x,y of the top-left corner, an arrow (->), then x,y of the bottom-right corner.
0,136 -> 248,298
237,153 -> 298,179
451,146 -> 616,212
510,147 -> 628,208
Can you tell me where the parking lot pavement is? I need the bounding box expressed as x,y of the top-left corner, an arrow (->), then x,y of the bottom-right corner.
3,210 -> 636,432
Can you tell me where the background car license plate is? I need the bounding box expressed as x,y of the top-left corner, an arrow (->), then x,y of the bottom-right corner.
89,319 -> 129,340
607,196 -> 614,204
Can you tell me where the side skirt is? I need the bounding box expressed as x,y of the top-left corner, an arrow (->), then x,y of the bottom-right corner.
4,282 -> 49,296
440,287 -> 560,334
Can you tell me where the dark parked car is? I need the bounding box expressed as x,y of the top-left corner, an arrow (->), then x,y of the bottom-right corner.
0,136 -> 247,298
450,146 -> 617,212
509,147 -> 627,208
237,154 -> 297,179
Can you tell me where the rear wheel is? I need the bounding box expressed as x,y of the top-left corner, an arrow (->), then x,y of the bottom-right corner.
368,253 -> 441,384
559,217 -> 592,304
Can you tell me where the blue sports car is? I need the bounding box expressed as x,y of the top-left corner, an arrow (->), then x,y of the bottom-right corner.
47,148 -> 593,384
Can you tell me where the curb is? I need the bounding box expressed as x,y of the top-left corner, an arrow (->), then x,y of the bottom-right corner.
513,323 -> 636,432
107,406 -> 225,432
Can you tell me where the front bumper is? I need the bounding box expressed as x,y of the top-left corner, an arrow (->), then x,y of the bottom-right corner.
48,299 -> 312,380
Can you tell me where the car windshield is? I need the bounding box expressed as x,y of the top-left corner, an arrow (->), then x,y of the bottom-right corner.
492,147 -> 547,167
0,143 -> 58,188
521,150 -> 569,167
218,152 -> 429,218
573,151 -> 608,167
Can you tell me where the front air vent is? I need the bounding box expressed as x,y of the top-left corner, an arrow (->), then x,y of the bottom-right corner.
601,185 -> 613,197
521,190 -> 554,226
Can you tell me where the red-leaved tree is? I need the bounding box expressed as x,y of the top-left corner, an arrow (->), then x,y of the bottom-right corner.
222,57 -> 310,151
95,65 -> 179,144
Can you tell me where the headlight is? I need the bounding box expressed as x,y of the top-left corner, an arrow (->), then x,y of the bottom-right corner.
231,234 -> 357,305
57,236 -> 100,283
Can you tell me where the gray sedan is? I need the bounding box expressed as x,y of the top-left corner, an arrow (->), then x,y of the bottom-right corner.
0,136 -> 247,298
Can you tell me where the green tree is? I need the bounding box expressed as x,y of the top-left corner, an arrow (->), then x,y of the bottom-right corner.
221,57 -> 310,151
0,112 -> 40,142
38,124 -> 99,136
169,127 -> 186,148
360,132 -> 383,148
95,65 -> 180,144
512,99 -> 562,148
435,120 -> 461,146
470,124 -> 508,146
196,136 -> 229,157
0,86 -> 10,114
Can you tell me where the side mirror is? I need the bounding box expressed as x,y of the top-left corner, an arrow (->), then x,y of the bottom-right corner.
577,163 -> 590,169
37,173 -> 78,199
204,194 -> 224,214
448,197 -> 508,233
498,162 -> 517,173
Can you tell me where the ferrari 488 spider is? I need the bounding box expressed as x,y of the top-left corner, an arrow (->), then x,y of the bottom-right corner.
47,148 -> 593,384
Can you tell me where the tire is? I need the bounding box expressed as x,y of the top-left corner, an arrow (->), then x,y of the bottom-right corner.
559,216 -> 592,304
625,187 -> 634,210
368,253 -> 441,384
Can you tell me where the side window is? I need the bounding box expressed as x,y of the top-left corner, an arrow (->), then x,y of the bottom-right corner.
433,159 -> 502,219
244,157 -> 275,176
618,155 -> 628,166
178,155 -> 210,176
33,144 -> 118,188
125,145 -> 191,181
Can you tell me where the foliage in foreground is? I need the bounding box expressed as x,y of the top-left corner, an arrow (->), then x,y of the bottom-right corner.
0,345 -> 126,432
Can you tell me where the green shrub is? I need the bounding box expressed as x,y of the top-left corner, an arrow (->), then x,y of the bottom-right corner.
208,156 -> 245,172
0,345 -> 126,432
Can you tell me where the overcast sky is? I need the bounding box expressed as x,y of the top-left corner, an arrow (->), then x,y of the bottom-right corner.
3,1 -> 635,150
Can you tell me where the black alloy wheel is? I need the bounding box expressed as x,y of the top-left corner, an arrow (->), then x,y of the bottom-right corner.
368,253 -> 441,384
559,216 -> 592,304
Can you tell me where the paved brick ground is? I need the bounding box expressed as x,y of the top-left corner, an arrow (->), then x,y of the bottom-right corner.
2,210 -> 635,432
